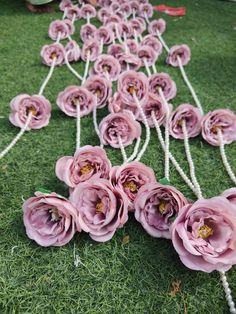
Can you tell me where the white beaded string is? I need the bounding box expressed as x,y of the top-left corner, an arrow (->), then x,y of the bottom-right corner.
220,271 -> 236,314
82,51 -> 91,84
125,137 -> 141,163
76,100 -> 81,151
143,58 -> 152,77
182,119 -> 203,199
156,31 -> 170,53
93,95 -> 100,139
115,24 -> 123,45
64,51 -> 83,81
218,128 -> 236,185
86,13 -> 91,25
152,63 -> 157,74
38,57 -> 57,96
0,113 -> 33,160
99,38 -> 104,54
118,136 -> 128,163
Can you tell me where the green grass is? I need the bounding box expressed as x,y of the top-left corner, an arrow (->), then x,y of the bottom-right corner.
0,0 -> 236,313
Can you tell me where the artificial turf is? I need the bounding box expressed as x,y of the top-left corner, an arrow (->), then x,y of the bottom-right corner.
0,0 -> 236,313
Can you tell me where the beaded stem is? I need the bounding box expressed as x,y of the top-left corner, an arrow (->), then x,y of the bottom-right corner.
93,96 -> 100,139
118,136 -> 128,163
220,271 -> 236,314
99,38 -> 104,54
38,57 -> 57,96
76,101 -> 81,151
115,24 -> 123,45
125,138 -> 141,163
82,51 -> 90,84
143,58 -> 152,77
152,63 -> 157,74
64,51 -> 83,81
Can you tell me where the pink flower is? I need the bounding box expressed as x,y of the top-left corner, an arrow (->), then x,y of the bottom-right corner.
65,40 -> 81,62
81,40 -> 100,61
110,161 -> 156,210
64,19 -> 75,35
148,19 -> 166,35
66,6 -> 81,21
171,197 -> 236,272
84,75 -> 112,108
99,111 -> 141,148
23,192 -> 79,247
139,3 -> 153,18
201,109 -> 236,146
167,44 -> 191,67
96,26 -> 114,45
149,72 -> 177,101
137,45 -> 158,66
9,94 -> 51,130
59,0 -> 73,12
118,53 -> 141,71
93,54 -> 121,81
222,188 -> 236,205
169,104 -> 202,139
141,35 -> 162,57
97,7 -> 111,23
80,24 -> 97,42
130,0 -> 139,13
70,178 -> 129,242
130,18 -> 146,36
104,15 -> 122,26
40,43 -> 65,66
108,92 -> 140,119
120,3 -> 132,18
120,22 -> 132,39
107,43 -> 124,59
56,86 -> 95,117
81,4 -> 96,19
135,183 -> 188,239
48,20 -> 72,41
126,39 -> 139,54
56,145 -> 111,188
117,70 -> 149,105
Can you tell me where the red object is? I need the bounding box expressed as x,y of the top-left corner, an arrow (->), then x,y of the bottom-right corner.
153,5 -> 186,16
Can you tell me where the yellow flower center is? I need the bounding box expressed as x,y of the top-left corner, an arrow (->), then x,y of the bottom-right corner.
159,200 -> 167,215
80,164 -> 94,175
50,52 -> 57,60
103,65 -> 111,72
96,88 -> 101,97
96,201 -> 104,214
127,85 -> 138,95
27,105 -> 37,117
123,181 -> 138,193
211,125 -> 221,134
49,208 -> 61,222
198,224 -> 214,239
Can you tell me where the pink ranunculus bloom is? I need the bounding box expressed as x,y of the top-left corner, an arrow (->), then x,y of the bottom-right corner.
108,92 -> 140,119
96,26 -> 114,45
93,54 -> 121,81
120,3 -> 132,18
140,0 -> 148,3
148,72 -> 177,101
65,40 -> 81,62
117,70 -> 149,105
97,7 -> 111,23
110,161 -> 156,210
135,183 -> 188,239
222,188 -> 236,205
9,94 -> 51,130
56,86 -> 96,117
171,196 -> 236,272
66,6 -> 81,21
81,40 -> 100,62
99,111 -> 141,148
120,22 -> 132,39
81,4 -> 96,19
70,178 -> 129,242
130,18 -> 146,36
110,2 -> 120,13
84,75 -> 112,108
141,35 -> 162,57
137,45 -> 158,67
48,20 -> 71,41
169,104 -> 202,139
118,53 -> 141,71
130,0 -> 139,13
59,0 -> 73,11
139,3 -> 153,18
107,43 -> 124,59
167,44 -> 191,67
104,15 -> 122,26
23,192 -> 79,247
80,24 -> 97,42
40,43 -> 65,66
137,92 -> 168,128
56,145 -> 112,188
63,19 -> 75,35
201,109 -> 236,146
126,39 -> 139,54
148,18 -> 166,35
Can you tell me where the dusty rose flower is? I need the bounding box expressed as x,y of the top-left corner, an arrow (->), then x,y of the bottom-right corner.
130,0 -> 139,13
167,44 -> 191,67
97,7 -> 111,23
169,104 -> 202,139
140,0 -> 148,3
80,24 -> 97,42
137,45 -> 158,66
110,2 -> 120,12
40,43 -> 65,66
9,94 -> 51,130
130,18 -> 146,36
96,26 -> 114,45
149,72 -> 177,101
81,40 -> 100,61
108,92 -> 140,119
118,53 -> 141,71
201,109 -> 236,146
23,192 -> 79,247
64,19 -> 75,35
104,15 -> 122,26
84,75 -> 112,108
110,161 -> 156,210
171,196 -> 236,272
107,43 -> 124,59
56,86 -> 96,117
59,0 -> 73,11
222,188 -> 236,205
135,183 -> 188,239
148,18 -> 166,35
56,145 -> 111,188
117,70 -> 149,105
126,39 -> 139,54
70,178 -> 129,242
48,20 -> 72,40
93,54 -> 121,81
99,111 -> 141,148
120,22 -> 132,39
81,4 -> 96,19
139,3 -> 153,18
141,35 -> 162,57
120,3 -> 132,18
65,40 -> 81,62
66,6 -> 81,20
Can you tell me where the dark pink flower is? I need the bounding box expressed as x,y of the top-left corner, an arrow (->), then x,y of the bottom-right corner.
66,6 -> 81,20
23,192 -> 79,247
93,54 -> 121,81
65,40 -> 81,62
171,196 -> 236,272
56,145 -> 111,188
80,24 -> 97,42
48,20 -> 72,40
118,53 -> 141,71
148,72 -> 177,101
141,35 -> 162,57
135,183 -> 188,239
108,92 -> 140,119
56,86 -> 95,117
110,161 -> 156,210
167,44 -> 191,67
40,43 -> 65,66
96,26 -> 114,45
81,40 -> 100,61
169,104 -> 202,139
139,3 -> 153,18
59,0 -> 73,11
99,111 -> 141,148
81,4 -> 96,19
70,178 -> 129,242
148,19 -> 166,35
107,43 -> 124,59
137,45 -> 158,66
201,109 -> 236,146
9,94 -> 51,130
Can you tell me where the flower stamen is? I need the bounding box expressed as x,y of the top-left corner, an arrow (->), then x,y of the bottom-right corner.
198,224 -> 214,239
80,164 -> 94,175
49,208 -> 61,222
123,181 -> 138,193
